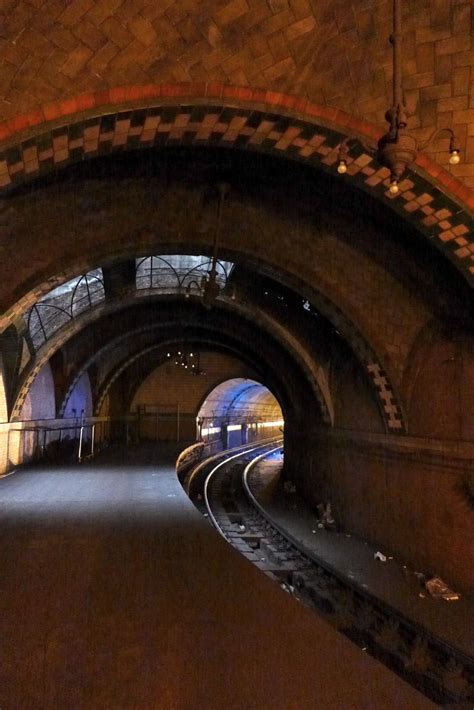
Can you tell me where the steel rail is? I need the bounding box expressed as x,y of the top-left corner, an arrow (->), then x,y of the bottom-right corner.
192,444 -> 474,706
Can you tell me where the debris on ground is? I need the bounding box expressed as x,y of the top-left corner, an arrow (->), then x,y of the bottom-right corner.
374,551 -> 387,562
316,501 -> 336,530
425,576 -> 460,601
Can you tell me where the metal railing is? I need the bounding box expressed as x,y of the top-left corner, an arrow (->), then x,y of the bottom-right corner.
1,418 -> 139,473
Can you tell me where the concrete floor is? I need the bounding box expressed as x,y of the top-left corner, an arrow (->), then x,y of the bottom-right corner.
0,445 -> 435,709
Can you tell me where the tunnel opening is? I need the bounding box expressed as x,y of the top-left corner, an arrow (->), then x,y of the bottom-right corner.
0,130 -> 472,601
197,377 -> 283,449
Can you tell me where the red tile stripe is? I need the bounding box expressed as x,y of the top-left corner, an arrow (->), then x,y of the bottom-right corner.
0,82 -> 471,212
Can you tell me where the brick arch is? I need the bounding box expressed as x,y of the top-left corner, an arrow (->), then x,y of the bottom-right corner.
0,83 -> 472,286
93,345 -> 164,417
57,323 -> 327,427
12,271 -> 406,433
12,296 -> 335,428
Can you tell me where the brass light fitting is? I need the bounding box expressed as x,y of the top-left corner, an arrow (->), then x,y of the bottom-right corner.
337,0 -> 461,194
185,182 -> 229,306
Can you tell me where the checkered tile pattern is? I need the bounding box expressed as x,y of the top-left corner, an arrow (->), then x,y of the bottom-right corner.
14,284 -> 407,432
0,101 -> 472,285
308,290 -> 405,433
367,363 -> 404,432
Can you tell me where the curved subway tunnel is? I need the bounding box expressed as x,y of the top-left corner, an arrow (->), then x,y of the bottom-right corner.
0,5 -> 473,704
0,138 -> 473,598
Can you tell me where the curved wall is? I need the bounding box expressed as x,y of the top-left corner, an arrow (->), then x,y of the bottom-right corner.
63,372 -> 93,420
19,363 -> 55,421
130,351 -> 257,442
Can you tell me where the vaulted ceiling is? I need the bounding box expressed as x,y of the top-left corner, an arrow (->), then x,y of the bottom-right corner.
0,0 -> 472,187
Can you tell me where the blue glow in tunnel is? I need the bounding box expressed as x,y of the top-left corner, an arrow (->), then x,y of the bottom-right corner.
198,378 -> 282,424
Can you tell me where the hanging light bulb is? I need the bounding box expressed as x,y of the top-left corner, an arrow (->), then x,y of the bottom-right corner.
449,149 -> 460,165
334,0 -> 461,189
389,179 -> 399,195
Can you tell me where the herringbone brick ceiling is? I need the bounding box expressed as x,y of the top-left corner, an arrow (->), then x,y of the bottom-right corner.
0,0 -> 472,186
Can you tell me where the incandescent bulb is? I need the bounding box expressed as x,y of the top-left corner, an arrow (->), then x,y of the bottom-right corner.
337,160 -> 347,174
449,150 -> 460,165
389,180 -> 399,195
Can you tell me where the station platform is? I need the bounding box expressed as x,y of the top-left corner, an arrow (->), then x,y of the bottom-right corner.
0,444 -> 435,709
248,451 -> 474,660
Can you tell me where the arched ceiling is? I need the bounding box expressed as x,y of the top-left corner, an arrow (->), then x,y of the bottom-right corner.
12,297 -> 334,427
0,0 -> 472,191
13,260 -> 413,432
4,131 -> 473,436
198,377 -> 282,421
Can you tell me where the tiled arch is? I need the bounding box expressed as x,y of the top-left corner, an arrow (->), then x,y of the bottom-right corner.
0,82 -> 472,285
11,282 -> 405,433
11,297 -> 335,428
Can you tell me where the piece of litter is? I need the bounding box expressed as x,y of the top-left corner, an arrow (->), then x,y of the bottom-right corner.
362,647 -> 367,651
345,534 -> 352,538
203,513 -> 208,517
419,593 -> 425,598
425,576 -> 460,601
374,551 -> 387,562
312,529 -> 317,533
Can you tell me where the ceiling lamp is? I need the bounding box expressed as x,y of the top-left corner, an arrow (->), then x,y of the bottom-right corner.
337,0 -> 461,194
167,349 -> 206,375
185,183 -> 229,307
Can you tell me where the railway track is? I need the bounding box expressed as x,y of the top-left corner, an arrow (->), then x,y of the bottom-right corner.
185,441 -> 474,708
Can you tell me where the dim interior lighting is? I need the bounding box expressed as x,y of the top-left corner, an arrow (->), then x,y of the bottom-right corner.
201,426 -> 221,436
258,419 -> 285,428
449,149 -> 460,165
335,0 -> 460,190
169,347 -> 205,375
